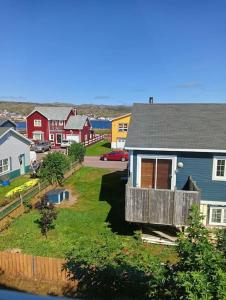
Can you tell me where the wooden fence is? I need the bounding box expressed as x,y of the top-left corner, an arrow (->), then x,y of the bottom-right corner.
125,185 -> 200,226
82,134 -> 104,147
0,252 -> 68,282
0,161 -> 81,231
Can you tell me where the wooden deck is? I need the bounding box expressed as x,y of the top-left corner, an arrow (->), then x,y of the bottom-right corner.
125,184 -> 200,226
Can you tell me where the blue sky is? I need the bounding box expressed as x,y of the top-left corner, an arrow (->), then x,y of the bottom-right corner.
0,0 -> 226,105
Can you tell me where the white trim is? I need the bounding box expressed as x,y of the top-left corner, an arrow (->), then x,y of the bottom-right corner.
125,146 -> 226,153
0,128 -> 31,145
111,113 -> 131,121
0,157 -> 10,175
136,154 -> 177,190
212,156 -> 226,181
201,200 -> 226,205
34,119 -> 42,127
130,150 -> 133,173
209,206 -> 226,226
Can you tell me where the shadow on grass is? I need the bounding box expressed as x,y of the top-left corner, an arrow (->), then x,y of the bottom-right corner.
101,142 -> 111,149
99,170 -> 138,235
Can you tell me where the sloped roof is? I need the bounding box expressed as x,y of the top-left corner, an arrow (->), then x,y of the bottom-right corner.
125,103 -> 226,152
0,128 -> 31,145
64,115 -> 88,130
29,106 -> 73,120
111,113 -> 131,122
0,119 -> 16,127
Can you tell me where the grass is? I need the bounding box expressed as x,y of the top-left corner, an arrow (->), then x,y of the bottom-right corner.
0,167 -> 177,262
85,139 -> 111,156
0,175 -> 30,205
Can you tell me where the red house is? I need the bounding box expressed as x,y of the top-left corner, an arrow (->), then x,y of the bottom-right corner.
26,106 -> 94,147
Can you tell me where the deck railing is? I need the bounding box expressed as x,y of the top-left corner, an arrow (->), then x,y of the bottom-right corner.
125,183 -> 200,226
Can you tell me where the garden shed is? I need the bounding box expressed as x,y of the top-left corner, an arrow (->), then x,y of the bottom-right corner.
46,189 -> 69,204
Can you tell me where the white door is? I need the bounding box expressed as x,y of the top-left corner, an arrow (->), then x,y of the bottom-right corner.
66,134 -> 80,143
116,138 -> 126,149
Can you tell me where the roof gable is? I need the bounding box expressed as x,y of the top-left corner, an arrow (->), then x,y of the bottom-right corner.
0,119 -> 16,127
126,103 -> 226,152
0,128 -> 31,145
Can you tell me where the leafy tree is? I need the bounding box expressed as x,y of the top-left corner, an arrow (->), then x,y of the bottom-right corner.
216,228 -> 226,257
68,142 -> 86,163
169,205 -> 226,300
35,197 -> 57,238
39,152 -> 69,185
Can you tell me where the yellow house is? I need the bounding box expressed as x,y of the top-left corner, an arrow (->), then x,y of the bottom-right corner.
111,113 -> 131,149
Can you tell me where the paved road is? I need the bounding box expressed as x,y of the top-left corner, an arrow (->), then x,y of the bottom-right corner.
83,156 -> 128,170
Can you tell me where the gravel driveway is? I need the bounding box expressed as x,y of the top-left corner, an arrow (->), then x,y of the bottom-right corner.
83,156 -> 128,170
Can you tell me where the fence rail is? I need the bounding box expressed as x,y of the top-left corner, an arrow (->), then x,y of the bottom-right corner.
0,252 -> 68,282
0,161 -> 80,226
82,134 -> 104,147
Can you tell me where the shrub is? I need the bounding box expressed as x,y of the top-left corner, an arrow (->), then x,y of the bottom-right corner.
39,152 -> 70,185
68,143 -> 86,163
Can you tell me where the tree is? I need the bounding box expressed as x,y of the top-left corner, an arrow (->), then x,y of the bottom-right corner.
35,196 -> 57,238
169,205 -> 226,300
39,152 -> 69,185
68,142 -> 86,163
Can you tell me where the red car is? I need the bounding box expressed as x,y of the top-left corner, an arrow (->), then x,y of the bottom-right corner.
100,151 -> 128,162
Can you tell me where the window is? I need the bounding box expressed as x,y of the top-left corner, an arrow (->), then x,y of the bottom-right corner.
209,207 -> 226,225
59,121 -> 63,126
33,132 -> 43,141
49,134 -> 54,141
34,119 -> 42,127
0,158 -> 10,174
212,157 -> 226,180
118,123 -> 128,132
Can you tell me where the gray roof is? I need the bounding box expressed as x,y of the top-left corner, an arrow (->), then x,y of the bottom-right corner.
125,103 -> 226,151
64,115 -> 88,130
30,106 -> 73,120
0,127 -> 9,137
0,119 -> 16,127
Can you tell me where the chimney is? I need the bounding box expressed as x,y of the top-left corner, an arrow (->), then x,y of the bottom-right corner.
149,97 -> 154,104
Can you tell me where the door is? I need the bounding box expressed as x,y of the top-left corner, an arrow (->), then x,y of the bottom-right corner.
140,158 -> 172,189
19,154 -> 25,175
141,159 -> 156,188
116,138 -> 126,149
56,134 -> 63,144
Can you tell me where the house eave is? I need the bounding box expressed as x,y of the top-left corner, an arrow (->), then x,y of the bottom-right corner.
125,146 -> 226,154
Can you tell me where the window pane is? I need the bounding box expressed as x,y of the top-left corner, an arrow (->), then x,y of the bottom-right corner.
216,160 -> 225,177
223,209 -> 226,224
3,159 -> 8,165
211,209 -> 222,223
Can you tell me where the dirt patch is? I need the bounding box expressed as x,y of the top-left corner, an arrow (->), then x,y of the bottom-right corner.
57,187 -> 77,208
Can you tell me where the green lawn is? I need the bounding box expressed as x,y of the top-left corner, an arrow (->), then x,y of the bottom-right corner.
85,139 -> 111,156
0,167 -> 176,262
0,175 -> 30,205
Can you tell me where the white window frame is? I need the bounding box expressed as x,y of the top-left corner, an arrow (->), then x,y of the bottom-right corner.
212,156 -> 226,181
34,119 -> 42,127
118,123 -> 128,132
59,121 -> 63,126
33,132 -> 43,141
49,134 -> 54,141
209,206 -> 226,226
137,154 -> 177,190
0,158 -> 10,175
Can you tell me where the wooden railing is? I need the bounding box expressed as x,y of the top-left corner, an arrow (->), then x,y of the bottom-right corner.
82,135 -> 104,147
125,184 -> 200,226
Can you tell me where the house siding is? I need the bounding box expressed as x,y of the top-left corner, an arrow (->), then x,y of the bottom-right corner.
0,131 -> 30,179
131,150 -> 226,202
27,111 -> 49,141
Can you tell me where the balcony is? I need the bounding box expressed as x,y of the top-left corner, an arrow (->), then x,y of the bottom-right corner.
125,180 -> 200,226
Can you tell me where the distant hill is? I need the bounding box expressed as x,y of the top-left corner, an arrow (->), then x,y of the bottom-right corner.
0,101 -> 132,118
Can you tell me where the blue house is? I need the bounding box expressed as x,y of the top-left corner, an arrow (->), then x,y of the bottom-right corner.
0,119 -> 16,130
125,103 -> 226,227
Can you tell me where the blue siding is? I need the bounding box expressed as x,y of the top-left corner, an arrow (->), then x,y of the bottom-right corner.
131,150 -> 226,202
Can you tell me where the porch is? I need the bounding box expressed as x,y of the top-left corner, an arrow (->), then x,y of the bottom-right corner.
125,181 -> 200,226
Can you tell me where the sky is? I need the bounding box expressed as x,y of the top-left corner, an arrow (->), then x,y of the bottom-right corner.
0,0 -> 226,105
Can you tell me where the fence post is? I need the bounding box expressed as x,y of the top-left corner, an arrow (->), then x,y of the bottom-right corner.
19,193 -> 23,205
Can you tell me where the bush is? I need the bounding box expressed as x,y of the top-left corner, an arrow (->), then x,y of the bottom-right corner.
68,143 -> 85,163
39,152 -> 70,185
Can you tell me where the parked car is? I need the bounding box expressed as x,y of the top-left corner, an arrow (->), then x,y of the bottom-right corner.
100,151 -> 128,162
60,140 -> 75,148
32,141 -> 51,153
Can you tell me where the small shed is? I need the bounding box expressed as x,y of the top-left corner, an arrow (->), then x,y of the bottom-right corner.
46,189 -> 69,204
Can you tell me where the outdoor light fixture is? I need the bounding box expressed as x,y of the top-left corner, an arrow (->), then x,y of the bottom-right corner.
177,162 -> 184,168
